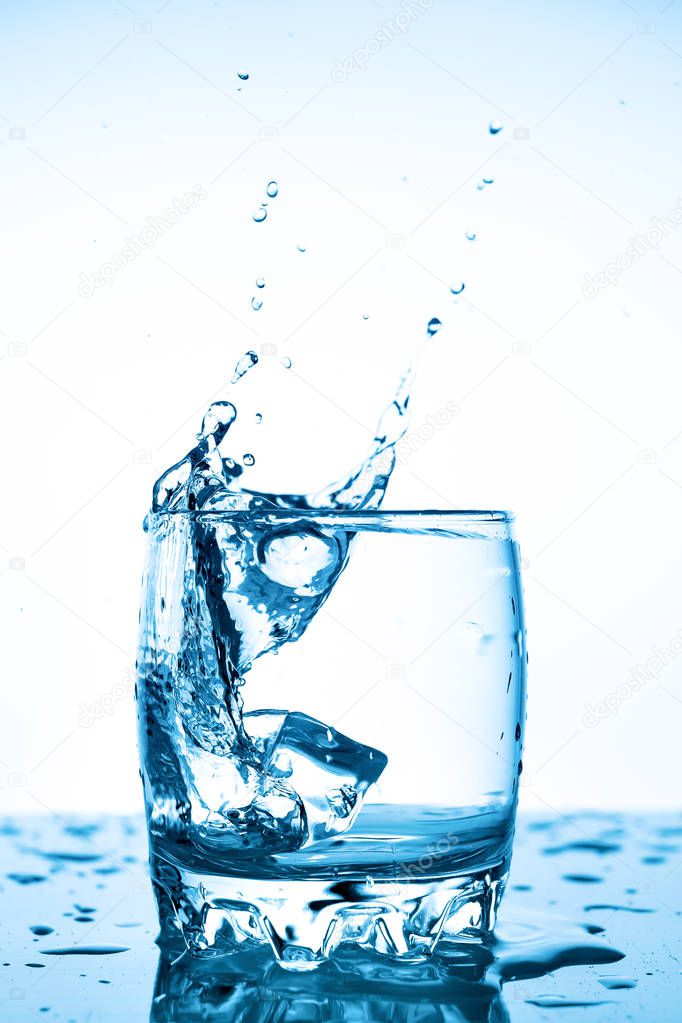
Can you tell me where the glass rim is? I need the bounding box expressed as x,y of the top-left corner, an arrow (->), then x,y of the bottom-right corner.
149,508 -> 514,524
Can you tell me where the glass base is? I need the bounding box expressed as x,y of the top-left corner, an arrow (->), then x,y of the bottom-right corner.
151,853 -> 507,971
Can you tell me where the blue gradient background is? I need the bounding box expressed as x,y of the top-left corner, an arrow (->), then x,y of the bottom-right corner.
1,0 -> 682,814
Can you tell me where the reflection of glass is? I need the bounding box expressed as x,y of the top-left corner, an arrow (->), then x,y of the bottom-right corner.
137,510 -> 526,968
150,945 -> 507,1023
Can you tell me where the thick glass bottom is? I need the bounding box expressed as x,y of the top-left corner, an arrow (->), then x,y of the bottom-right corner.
151,854 -> 508,970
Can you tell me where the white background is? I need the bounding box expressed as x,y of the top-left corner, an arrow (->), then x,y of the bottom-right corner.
1,0 -> 682,814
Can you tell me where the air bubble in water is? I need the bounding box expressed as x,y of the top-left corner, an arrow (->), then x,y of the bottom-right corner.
243,453 -> 255,466
256,277 -> 265,288
237,71 -> 250,81
426,317 -> 442,337
252,208 -> 267,223
266,181 -> 279,198
251,297 -> 263,311
451,282 -> 465,295
231,350 -> 258,384
489,121 -> 503,134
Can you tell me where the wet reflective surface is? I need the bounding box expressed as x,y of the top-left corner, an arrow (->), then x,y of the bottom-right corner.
0,813 -> 680,1020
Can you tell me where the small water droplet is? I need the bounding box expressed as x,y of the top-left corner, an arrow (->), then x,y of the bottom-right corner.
237,71 -> 249,81
465,231 -> 476,241
297,244 -> 306,253
251,297 -> 263,311
450,282 -> 465,295
362,313 -> 369,320
243,453 -> 255,466
483,176 -> 494,184
266,180 -> 279,198
426,317 -> 442,337
231,350 -> 258,384
255,412 -> 263,424
252,208 -> 267,223
256,277 -> 265,288
281,356 -> 292,369
489,120 -> 503,134
598,976 -> 638,990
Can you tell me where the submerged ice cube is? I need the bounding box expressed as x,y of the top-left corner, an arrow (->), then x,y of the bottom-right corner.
245,710 -> 387,846
183,746 -> 306,855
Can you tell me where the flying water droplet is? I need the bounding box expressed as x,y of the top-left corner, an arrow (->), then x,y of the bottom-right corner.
266,180 -> 279,198
252,208 -> 267,223
237,71 -> 250,81
231,350 -> 258,384
243,453 -> 255,466
256,277 -> 265,288
489,120 -> 503,134
297,244 -> 306,253
251,297 -> 263,311
362,313 -> 369,320
483,176 -> 494,184
426,317 -> 442,337
450,282 -> 465,295
465,231 -> 477,241
281,356 -> 292,369
254,412 -> 263,424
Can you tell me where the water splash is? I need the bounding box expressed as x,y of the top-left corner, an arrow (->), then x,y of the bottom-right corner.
231,350 -> 258,384
153,315 -> 442,517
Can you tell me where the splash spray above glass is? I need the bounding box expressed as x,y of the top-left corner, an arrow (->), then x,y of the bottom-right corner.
137,145 -> 525,971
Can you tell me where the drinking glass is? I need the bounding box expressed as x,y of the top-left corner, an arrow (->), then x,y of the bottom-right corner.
137,509 -> 525,970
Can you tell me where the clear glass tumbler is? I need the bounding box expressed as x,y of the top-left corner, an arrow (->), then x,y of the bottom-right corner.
137,509 -> 525,970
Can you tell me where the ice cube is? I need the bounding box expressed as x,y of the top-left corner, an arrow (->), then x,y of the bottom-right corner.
244,710 -> 387,845
183,747 -> 306,854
